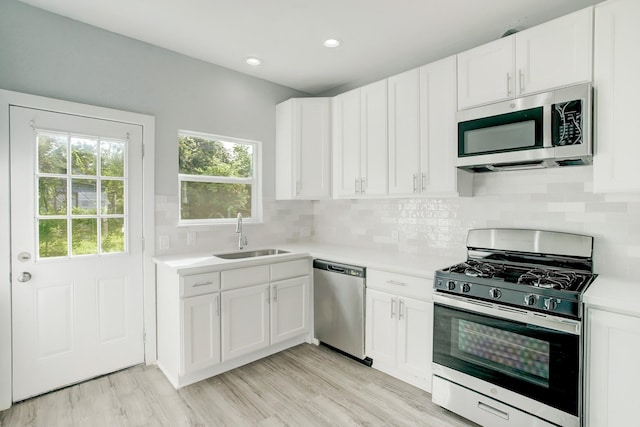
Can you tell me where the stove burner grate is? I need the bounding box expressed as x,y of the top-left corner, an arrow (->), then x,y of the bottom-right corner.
517,269 -> 579,290
450,260 -> 502,279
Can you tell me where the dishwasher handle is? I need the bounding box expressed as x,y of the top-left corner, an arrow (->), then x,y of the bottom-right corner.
313,259 -> 366,278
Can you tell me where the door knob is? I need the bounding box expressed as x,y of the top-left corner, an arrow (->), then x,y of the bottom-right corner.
17,272 -> 32,282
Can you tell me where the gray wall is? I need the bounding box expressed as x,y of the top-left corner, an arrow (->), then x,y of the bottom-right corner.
0,0 -> 307,197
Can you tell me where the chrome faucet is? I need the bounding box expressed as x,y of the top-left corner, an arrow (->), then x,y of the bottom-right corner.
236,212 -> 248,250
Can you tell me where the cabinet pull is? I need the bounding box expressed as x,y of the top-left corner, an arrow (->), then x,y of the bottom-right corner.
216,294 -> 220,316
519,69 -> 524,94
386,280 -> 407,286
355,178 -> 360,194
360,178 -> 365,194
390,297 -> 396,319
399,299 -> 404,319
506,73 -> 511,96
413,173 -> 417,192
421,172 -> 426,192
273,285 -> 278,302
193,281 -> 214,287
478,402 -> 509,420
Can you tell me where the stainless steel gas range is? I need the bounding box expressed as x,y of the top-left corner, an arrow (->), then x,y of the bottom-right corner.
431,228 -> 597,427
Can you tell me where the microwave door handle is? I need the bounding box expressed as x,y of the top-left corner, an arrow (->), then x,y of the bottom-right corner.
487,162 -> 546,172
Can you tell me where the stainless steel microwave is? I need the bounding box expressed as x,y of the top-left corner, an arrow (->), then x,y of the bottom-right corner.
456,83 -> 592,173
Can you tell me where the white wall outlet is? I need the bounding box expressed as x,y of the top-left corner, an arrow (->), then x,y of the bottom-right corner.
300,226 -> 312,238
391,230 -> 399,243
159,235 -> 170,250
187,231 -> 197,246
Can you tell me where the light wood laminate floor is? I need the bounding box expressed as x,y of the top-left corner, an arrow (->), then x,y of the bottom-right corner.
0,344 -> 478,427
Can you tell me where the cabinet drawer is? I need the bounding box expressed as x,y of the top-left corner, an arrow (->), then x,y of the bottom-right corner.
181,272 -> 221,298
270,258 -> 310,281
221,265 -> 270,290
367,269 -> 431,300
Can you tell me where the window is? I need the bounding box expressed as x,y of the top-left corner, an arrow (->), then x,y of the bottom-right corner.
37,131 -> 127,258
178,131 -> 261,225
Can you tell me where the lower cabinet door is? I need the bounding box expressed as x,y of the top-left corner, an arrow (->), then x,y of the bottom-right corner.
221,284 -> 270,362
397,297 -> 432,384
181,293 -> 221,375
270,276 -> 309,344
365,289 -> 397,366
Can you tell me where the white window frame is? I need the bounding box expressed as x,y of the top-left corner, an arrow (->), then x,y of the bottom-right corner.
178,130 -> 262,226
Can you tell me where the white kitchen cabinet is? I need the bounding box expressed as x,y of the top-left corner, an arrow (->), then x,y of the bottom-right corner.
388,68 -> 420,195
270,276 -> 309,344
332,80 -> 388,198
155,255 -> 311,388
275,97 -> 331,200
181,293 -> 221,374
388,57 -> 471,197
221,283 -> 270,361
365,270 -> 433,391
457,7 -> 593,110
593,0 -> 640,193
584,307 -> 640,426
457,36 -> 514,110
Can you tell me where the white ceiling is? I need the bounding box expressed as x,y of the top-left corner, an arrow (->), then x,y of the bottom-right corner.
18,0 -> 602,95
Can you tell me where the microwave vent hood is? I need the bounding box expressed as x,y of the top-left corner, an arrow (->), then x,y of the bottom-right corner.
456,83 -> 593,173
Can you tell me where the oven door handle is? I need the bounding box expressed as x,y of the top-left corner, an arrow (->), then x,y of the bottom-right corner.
432,293 -> 580,335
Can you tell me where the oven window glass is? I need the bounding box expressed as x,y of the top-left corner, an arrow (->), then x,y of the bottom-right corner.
463,121 -> 536,154
453,319 -> 550,388
433,303 -> 579,416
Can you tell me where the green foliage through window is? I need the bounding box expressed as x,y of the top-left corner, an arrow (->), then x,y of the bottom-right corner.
178,132 -> 260,223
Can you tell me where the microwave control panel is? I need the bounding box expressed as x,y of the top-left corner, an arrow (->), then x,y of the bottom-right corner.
552,100 -> 583,146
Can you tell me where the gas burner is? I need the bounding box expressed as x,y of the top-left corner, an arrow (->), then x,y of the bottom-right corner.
517,269 -> 578,290
451,260 -> 501,279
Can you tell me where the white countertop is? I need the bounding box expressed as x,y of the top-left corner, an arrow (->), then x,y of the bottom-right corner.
583,276 -> 640,315
154,242 -> 459,279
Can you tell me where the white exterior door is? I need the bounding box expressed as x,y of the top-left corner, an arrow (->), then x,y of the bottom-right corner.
10,106 -> 145,401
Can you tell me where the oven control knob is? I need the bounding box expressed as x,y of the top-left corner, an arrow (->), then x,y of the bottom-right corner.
447,281 -> 456,291
524,294 -> 536,306
489,288 -> 502,299
544,298 -> 558,311
461,283 -> 471,293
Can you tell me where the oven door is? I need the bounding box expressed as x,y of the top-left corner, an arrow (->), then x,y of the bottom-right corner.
433,296 -> 580,417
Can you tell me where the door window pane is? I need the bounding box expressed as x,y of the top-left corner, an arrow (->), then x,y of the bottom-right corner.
71,179 -> 97,214
38,133 -> 67,174
39,219 -> 68,258
101,180 -> 124,214
71,219 -> 98,255
101,218 -> 125,253
38,177 -> 67,215
71,137 -> 98,175
101,140 -> 125,177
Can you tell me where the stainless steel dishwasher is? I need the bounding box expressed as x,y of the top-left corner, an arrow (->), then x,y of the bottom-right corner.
313,259 -> 372,366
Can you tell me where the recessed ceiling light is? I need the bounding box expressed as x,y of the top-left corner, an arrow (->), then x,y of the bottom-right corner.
323,39 -> 341,48
245,57 -> 262,66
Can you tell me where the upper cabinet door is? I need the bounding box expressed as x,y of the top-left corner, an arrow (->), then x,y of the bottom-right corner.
593,0 -> 640,193
332,88 -> 362,198
388,69 -> 420,196
457,37 -> 514,110
360,80 -> 388,197
275,98 -> 331,200
515,7 -> 593,96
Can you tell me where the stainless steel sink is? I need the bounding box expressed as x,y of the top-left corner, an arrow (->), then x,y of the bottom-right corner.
214,249 -> 290,259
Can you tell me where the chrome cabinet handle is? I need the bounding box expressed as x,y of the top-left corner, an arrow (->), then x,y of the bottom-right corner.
421,172 -> 426,192
506,73 -> 512,96
193,280 -> 213,287
273,285 -> 278,302
215,294 -> 220,316
360,178 -> 365,194
355,178 -> 360,195
399,299 -> 404,319
519,69 -> 524,94
17,272 -> 32,282
385,280 -> 407,287
413,173 -> 417,192
390,297 -> 396,319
